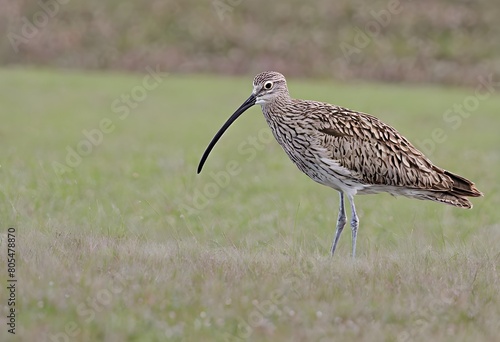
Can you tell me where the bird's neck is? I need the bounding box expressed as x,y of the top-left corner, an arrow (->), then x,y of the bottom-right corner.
260,96 -> 300,134
261,95 -> 292,113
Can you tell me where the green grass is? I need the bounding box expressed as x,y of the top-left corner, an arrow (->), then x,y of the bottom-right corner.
0,67 -> 499,341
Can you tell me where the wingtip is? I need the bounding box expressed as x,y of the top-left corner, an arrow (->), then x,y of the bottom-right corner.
472,185 -> 484,197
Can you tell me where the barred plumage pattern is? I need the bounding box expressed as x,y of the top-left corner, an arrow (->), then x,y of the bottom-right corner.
198,71 -> 483,257
258,72 -> 482,208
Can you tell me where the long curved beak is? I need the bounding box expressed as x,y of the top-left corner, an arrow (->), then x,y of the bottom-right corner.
197,93 -> 257,173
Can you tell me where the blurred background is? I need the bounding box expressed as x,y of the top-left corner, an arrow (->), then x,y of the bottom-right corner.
1,0 -> 499,85
1,1 -> 500,341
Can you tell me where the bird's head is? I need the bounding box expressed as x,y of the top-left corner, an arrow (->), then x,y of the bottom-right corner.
252,71 -> 289,105
197,71 -> 288,173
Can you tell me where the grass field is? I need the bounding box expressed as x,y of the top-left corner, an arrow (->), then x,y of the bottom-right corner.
0,67 -> 499,341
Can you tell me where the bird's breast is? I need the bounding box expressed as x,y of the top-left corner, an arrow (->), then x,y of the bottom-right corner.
264,116 -> 354,192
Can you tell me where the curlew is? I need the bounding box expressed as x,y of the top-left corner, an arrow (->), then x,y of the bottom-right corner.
197,71 -> 483,257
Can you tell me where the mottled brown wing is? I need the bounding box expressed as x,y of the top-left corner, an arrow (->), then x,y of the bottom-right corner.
314,105 -> 453,190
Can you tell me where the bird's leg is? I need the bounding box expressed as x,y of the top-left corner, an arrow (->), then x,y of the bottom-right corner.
346,194 -> 359,258
331,192 -> 347,256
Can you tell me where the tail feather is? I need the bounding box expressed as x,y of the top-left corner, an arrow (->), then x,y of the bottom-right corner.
410,170 -> 483,209
422,192 -> 473,209
444,170 -> 483,197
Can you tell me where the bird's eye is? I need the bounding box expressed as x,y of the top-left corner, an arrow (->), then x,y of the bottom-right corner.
264,81 -> 273,90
